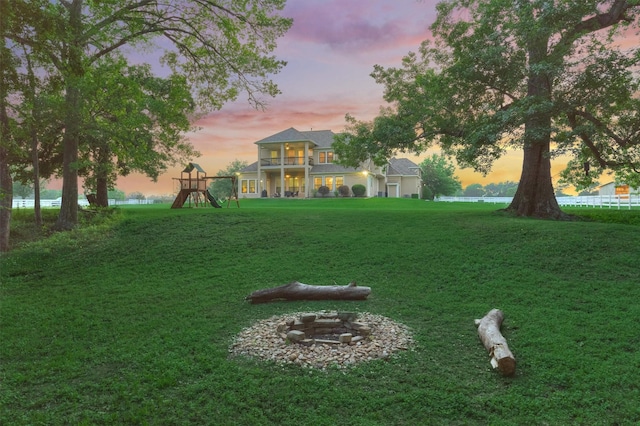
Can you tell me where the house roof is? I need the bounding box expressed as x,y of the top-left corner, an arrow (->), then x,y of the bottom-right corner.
387,157 -> 419,176
254,127 -> 336,148
299,130 -> 335,148
241,161 -> 259,172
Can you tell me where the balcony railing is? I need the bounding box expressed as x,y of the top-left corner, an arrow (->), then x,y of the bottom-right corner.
260,157 -> 313,166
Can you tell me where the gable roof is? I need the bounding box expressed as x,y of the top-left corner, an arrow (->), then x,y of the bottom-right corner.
255,127 -> 336,148
182,162 -> 206,173
387,158 -> 419,176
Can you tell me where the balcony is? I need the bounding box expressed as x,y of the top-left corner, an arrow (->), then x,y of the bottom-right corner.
260,156 -> 314,167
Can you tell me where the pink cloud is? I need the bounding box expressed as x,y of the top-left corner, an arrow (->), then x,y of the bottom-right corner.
283,0 -> 434,54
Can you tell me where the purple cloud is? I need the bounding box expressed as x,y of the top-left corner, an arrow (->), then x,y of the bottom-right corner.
283,0 -> 433,53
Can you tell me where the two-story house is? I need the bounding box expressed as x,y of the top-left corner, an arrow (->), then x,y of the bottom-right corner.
236,127 -> 421,198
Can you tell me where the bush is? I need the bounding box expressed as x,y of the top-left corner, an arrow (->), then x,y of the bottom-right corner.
317,186 -> 330,197
352,184 -> 366,197
422,186 -> 434,200
338,185 -> 351,197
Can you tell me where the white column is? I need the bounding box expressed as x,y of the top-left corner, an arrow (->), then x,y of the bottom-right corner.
257,144 -> 262,195
280,144 -> 285,196
304,141 -> 309,198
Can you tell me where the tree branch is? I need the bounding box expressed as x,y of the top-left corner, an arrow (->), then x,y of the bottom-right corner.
555,0 -> 637,55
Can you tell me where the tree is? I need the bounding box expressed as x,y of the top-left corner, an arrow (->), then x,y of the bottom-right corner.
209,160 -> 248,200
419,153 -> 461,200
79,56 -> 198,207
464,183 -> 486,197
5,0 -> 292,230
333,0 -> 640,219
0,0 -> 18,251
484,181 -> 519,197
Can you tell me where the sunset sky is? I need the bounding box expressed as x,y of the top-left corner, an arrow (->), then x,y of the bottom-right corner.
105,0 -> 632,197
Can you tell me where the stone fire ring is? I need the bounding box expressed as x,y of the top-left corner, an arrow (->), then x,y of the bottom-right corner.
229,311 -> 414,369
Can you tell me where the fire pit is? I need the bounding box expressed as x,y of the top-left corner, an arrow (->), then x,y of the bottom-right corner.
229,311 -> 414,369
279,312 -> 370,345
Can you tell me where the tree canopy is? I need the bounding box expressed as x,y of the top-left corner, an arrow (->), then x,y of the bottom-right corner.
209,159 -> 248,200
333,0 -> 640,218
418,153 -> 461,199
2,0 -> 292,231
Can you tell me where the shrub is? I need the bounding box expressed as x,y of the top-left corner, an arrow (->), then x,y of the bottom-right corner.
422,186 -> 434,200
352,184 -> 366,197
317,186 -> 330,197
338,185 -> 350,197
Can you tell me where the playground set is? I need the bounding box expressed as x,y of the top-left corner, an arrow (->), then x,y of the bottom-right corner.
170,163 -> 239,209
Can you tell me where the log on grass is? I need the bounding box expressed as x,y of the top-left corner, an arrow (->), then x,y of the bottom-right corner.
246,281 -> 371,304
474,309 -> 516,376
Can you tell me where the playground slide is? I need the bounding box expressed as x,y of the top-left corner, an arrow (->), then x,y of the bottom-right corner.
170,189 -> 190,209
206,190 -> 222,208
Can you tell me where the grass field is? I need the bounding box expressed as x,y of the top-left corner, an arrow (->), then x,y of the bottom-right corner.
2,199 -> 639,425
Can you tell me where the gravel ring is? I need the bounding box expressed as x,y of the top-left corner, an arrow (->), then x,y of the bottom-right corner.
229,311 -> 414,370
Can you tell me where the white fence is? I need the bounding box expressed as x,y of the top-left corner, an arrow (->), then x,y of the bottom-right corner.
436,195 -> 640,210
11,198 -> 155,208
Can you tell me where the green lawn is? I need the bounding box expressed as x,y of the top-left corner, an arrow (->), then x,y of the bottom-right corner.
2,199 -> 639,425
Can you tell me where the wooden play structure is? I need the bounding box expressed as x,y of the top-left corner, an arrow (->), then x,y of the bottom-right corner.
171,163 -> 239,209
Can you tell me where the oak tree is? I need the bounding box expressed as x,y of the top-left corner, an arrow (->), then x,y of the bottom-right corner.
334,0 -> 640,218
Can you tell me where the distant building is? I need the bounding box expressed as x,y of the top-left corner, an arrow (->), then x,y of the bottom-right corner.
237,127 -> 421,198
598,182 -> 639,196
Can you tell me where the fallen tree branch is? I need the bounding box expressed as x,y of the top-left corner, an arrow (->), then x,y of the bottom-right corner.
245,281 -> 371,304
474,309 -> 516,376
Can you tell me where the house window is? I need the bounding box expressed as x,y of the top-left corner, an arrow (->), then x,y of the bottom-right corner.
314,177 -> 322,190
336,176 -> 344,188
318,151 -> 334,164
241,179 -> 257,194
325,176 -> 334,190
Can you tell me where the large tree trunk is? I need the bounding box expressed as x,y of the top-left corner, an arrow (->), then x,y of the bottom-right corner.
0,4 -> 12,252
246,281 -> 371,304
57,83 -> 81,230
506,30 -> 566,219
508,141 -> 564,218
56,1 -> 83,230
26,52 -> 42,227
96,174 -> 109,207
94,144 -> 111,207
0,144 -> 11,253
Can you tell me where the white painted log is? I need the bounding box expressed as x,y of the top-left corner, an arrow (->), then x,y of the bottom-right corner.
245,281 -> 371,304
474,309 -> 516,376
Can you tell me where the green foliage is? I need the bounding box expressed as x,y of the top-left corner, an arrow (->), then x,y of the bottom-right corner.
317,185 -> 330,197
483,181 -> 518,197
464,183 -> 486,197
421,186 -> 433,200
333,0 -> 640,216
12,180 -> 32,199
419,154 -> 461,200
3,0 -> 292,227
107,188 -> 125,201
79,56 -> 198,197
2,201 -> 640,424
337,185 -> 350,197
209,159 -> 247,200
351,184 -> 366,197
